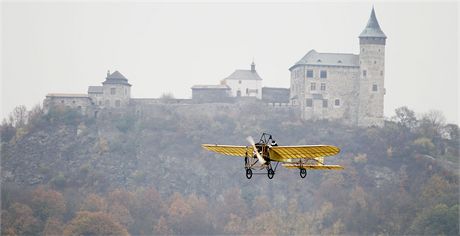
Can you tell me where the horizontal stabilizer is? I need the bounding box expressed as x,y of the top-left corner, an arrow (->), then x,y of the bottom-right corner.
282,163 -> 344,170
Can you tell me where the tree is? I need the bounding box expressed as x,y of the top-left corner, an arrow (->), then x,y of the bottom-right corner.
154,216 -> 171,235
393,106 -> 417,130
30,186 -> 66,221
4,203 -> 39,235
0,119 -> 16,143
10,105 -> 28,128
63,211 -> 129,236
409,204 -> 459,235
80,194 -> 107,212
43,217 -> 64,236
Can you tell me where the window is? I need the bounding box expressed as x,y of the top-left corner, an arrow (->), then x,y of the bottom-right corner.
237,90 -> 241,97
238,80 -> 242,84
323,99 -> 328,108
317,59 -> 322,63
246,88 -> 249,95
320,83 -> 326,91
306,99 -> 313,107
61,100 -> 64,103
105,100 -> 110,106
125,88 -> 127,95
363,70 -> 367,77
98,101 -> 102,106
320,70 -> 327,79
115,100 -> 121,107
111,88 -> 116,95
374,60 -> 377,64
380,71 -> 383,76
335,99 -> 340,106
72,100 -> 76,104
255,89 -> 258,94
306,70 -> 313,78
372,84 -> 378,91
310,83 -> 316,91
362,48 -> 365,52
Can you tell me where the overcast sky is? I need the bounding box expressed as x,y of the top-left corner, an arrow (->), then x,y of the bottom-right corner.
1,1 -> 458,124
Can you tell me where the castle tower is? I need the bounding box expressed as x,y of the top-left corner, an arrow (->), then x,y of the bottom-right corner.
357,7 -> 386,127
102,70 -> 132,108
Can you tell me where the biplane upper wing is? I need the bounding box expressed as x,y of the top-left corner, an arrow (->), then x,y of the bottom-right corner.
202,144 -> 249,157
269,145 -> 340,161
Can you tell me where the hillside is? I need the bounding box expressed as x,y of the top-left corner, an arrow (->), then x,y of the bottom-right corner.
1,103 -> 458,235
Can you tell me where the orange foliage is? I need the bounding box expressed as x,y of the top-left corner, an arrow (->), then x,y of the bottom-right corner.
4,203 -> 39,235
63,211 -> 129,236
80,193 -> 107,212
43,217 -> 64,236
30,186 -> 66,220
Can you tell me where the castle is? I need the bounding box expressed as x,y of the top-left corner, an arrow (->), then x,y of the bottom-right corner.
290,7 -> 386,127
44,7 -> 386,127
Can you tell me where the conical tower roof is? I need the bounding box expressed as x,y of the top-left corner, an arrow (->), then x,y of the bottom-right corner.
359,7 -> 386,39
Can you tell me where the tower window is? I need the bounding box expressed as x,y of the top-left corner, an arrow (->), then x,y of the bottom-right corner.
310,83 -> 316,91
335,99 -> 340,106
372,84 -> 378,91
363,70 -> 367,77
306,99 -> 312,107
323,99 -> 328,108
320,83 -> 326,91
306,70 -> 313,78
111,88 -> 116,95
320,70 -> 327,78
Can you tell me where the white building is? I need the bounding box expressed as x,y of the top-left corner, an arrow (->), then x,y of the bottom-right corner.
222,62 -> 262,99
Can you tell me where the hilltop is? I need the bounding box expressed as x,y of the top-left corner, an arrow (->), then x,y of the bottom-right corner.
1,103 -> 458,235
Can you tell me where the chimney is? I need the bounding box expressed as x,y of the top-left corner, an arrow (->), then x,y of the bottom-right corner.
251,61 -> 255,72
107,70 -> 110,77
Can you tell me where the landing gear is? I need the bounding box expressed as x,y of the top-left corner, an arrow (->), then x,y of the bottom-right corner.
300,168 -> 307,178
245,168 -> 253,179
267,168 -> 275,179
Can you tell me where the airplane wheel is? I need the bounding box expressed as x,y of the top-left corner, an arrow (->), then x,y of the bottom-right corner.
300,168 -> 307,178
246,168 -> 253,179
267,169 -> 275,179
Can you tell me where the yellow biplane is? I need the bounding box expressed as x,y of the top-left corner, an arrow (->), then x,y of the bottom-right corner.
202,133 -> 343,179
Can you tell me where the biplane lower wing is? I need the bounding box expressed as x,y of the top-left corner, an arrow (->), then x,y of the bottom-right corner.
269,145 -> 340,161
202,144 -> 248,157
282,163 -> 344,170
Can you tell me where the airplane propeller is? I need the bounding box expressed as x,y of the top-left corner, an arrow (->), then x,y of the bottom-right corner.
246,136 -> 266,165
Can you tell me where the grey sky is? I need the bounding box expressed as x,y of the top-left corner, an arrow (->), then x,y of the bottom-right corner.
1,1 -> 458,123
